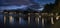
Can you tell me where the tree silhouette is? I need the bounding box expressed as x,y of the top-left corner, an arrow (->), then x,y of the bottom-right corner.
42,3 -> 54,13
42,0 -> 60,13
52,0 -> 60,13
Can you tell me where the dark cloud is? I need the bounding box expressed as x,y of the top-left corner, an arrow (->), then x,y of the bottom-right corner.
0,0 -> 31,6
0,0 -> 55,10
0,0 -> 55,6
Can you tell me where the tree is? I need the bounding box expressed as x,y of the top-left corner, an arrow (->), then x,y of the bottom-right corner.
42,0 -> 60,13
52,0 -> 60,13
42,3 -> 54,13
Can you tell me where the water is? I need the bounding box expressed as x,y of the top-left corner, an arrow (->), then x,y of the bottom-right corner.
0,13 -> 60,28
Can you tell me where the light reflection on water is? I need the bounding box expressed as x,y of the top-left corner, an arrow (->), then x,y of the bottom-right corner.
0,14 -> 27,25
19,18 -> 27,25
1,13 -> 60,28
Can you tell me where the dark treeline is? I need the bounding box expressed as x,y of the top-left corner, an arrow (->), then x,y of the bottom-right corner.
42,0 -> 60,13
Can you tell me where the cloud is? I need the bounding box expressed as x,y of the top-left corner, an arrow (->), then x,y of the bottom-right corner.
0,5 -> 28,10
0,0 -> 55,6
0,0 -> 55,11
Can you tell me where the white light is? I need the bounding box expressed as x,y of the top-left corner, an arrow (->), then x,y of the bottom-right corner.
56,16 -> 60,20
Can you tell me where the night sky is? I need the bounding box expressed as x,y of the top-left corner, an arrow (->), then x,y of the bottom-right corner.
0,0 -> 55,10
0,0 -> 57,27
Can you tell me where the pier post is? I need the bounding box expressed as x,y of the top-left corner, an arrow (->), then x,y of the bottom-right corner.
9,16 -> 14,24
4,16 -> 6,24
19,13 -> 22,24
35,13 -> 40,24
51,13 -> 54,24
28,13 -> 30,24
42,18 -> 44,27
